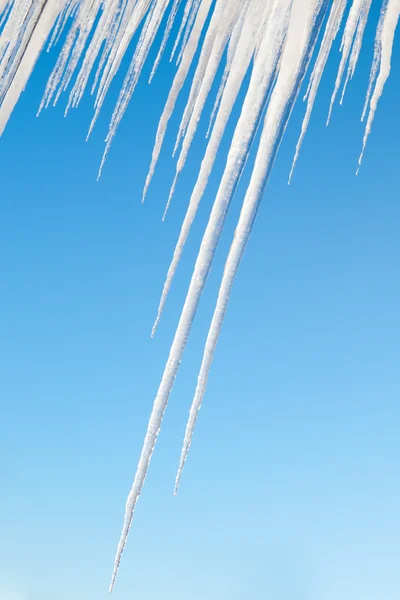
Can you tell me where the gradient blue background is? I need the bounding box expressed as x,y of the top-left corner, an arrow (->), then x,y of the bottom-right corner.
1,3 -> 399,599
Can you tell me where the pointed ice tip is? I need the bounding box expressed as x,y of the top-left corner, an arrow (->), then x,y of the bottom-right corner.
142,181 -> 150,203
151,315 -> 160,337
172,135 -> 181,158
174,468 -> 183,495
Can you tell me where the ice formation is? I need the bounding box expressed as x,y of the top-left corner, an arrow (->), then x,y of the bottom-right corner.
0,0 -> 398,591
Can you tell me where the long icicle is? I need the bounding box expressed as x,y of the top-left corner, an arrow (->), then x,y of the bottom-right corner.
151,0 -> 273,335
175,0 -> 329,494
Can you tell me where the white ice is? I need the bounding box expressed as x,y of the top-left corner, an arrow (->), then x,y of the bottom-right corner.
0,0 -> 398,592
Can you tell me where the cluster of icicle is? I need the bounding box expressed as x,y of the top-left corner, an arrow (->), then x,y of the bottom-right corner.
1,0 -> 399,591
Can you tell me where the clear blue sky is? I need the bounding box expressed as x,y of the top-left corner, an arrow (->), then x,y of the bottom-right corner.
1,4 -> 399,600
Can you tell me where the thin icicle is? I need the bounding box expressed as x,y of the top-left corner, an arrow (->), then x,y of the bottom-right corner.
169,0 -> 195,61
98,0 -> 173,176
339,0 -> 372,103
361,1 -> 388,121
86,0 -> 154,139
289,0 -> 346,182
175,0 -> 200,65
149,0 -> 181,81
47,0 -> 78,51
66,0 -> 120,112
172,0 -> 228,157
327,0 -> 369,124
163,0 -> 245,216
358,0 -> 400,169
204,0 -> 253,138
142,0 -> 213,202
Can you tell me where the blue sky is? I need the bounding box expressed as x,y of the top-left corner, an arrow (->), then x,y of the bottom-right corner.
1,4 -> 399,599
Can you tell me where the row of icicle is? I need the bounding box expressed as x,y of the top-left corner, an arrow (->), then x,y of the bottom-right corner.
0,0 -> 399,591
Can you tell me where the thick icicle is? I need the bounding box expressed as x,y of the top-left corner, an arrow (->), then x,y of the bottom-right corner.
0,0 -> 67,135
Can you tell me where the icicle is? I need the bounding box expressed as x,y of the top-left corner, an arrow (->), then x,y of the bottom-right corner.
170,0 -> 195,61
163,0 -> 245,216
152,0 -> 265,334
0,0 -> 67,135
149,0 -> 181,81
289,0 -> 347,182
175,0 -> 328,494
109,1 -> 294,588
327,0 -> 371,124
339,0 -> 372,104
97,0 -> 173,176
175,0 -> 200,65
358,0 -> 400,170
142,0 -> 213,202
